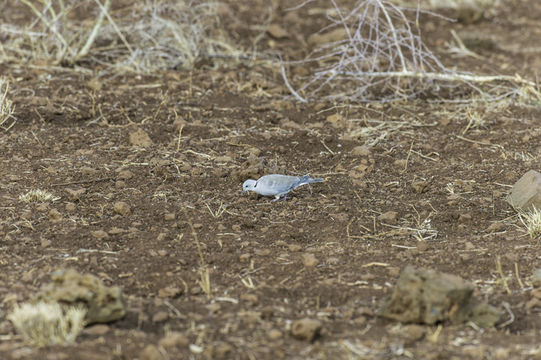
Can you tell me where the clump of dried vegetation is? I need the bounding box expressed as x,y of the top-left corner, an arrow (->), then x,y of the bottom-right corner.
0,77 -> 15,131
183,207 -> 212,297
0,0 -> 241,72
8,301 -> 87,347
518,207 -> 541,240
283,0 -> 540,103
2,0 -> 537,104
18,189 -> 58,203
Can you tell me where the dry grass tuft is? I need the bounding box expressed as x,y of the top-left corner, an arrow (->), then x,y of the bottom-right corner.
515,82 -> 541,107
106,1 -> 242,72
19,189 -> 57,203
283,0 -> 536,102
182,207 -> 212,297
462,108 -> 486,134
1,0 -> 242,72
3,0 -> 110,66
8,301 -> 87,347
518,207 -> 541,240
0,78 -> 15,131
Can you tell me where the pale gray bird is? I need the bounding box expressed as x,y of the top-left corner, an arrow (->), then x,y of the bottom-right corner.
242,174 -> 324,200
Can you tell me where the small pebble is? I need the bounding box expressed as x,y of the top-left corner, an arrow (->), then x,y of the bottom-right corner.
290,318 -> 322,342
302,253 -> 319,268
267,329 -> 282,340
113,201 -> 131,216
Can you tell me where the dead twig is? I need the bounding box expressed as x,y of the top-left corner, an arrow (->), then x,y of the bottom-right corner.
515,262 -> 525,289
495,255 -> 511,295
51,177 -> 114,187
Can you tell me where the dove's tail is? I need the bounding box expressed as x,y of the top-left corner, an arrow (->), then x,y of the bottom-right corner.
299,175 -> 324,184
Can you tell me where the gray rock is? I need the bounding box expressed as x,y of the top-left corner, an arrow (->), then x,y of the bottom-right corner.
507,170 -> 541,211
532,268 -> 541,288
378,266 -> 501,328
377,266 -> 474,325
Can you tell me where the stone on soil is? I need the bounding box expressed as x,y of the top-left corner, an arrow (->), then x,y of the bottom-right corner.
152,311 -> 169,323
378,211 -> 398,224
412,180 -> 429,194
38,268 -> 126,324
117,170 -> 133,180
308,28 -> 347,46
81,166 -> 97,176
302,253 -> 319,267
351,145 -> 371,156
204,342 -> 234,359
377,266 -> 499,326
84,324 -> 110,336
402,324 -> 426,341
290,318 -> 322,342
267,24 -> 288,39
267,329 -> 282,340
159,332 -> 189,348
507,170 -> 541,211
91,230 -> 109,240
428,0 -> 489,24
65,203 -> 76,212
129,128 -> 153,147
158,286 -> 182,298
326,113 -> 347,128
113,201 -> 131,216
141,345 -> 163,360
48,208 -> 62,223
532,268 -> 541,288
65,188 -> 86,201
289,244 -> 302,252
240,293 -> 258,306
485,221 -> 505,233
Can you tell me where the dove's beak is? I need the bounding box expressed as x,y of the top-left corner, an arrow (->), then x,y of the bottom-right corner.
242,189 -> 246,194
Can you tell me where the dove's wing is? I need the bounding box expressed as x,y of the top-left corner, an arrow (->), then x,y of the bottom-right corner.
255,175 -> 301,196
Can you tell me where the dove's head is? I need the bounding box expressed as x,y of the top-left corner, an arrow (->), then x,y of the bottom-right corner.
242,179 -> 256,194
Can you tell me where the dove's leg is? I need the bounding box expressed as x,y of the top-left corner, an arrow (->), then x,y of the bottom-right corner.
271,194 -> 288,202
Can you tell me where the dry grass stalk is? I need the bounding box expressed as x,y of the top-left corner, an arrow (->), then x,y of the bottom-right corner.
514,263 -> 524,289
8,301 -> 87,347
240,276 -> 255,289
495,255 -> 511,295
182,207 -> 212,297
0,78 -> 15,131
445,29 -> 483,60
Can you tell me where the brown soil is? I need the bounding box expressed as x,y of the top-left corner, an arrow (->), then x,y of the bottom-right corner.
1,0 -> 541,359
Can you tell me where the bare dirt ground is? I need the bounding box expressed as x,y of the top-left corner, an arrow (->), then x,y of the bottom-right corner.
1,0 -> 541,359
